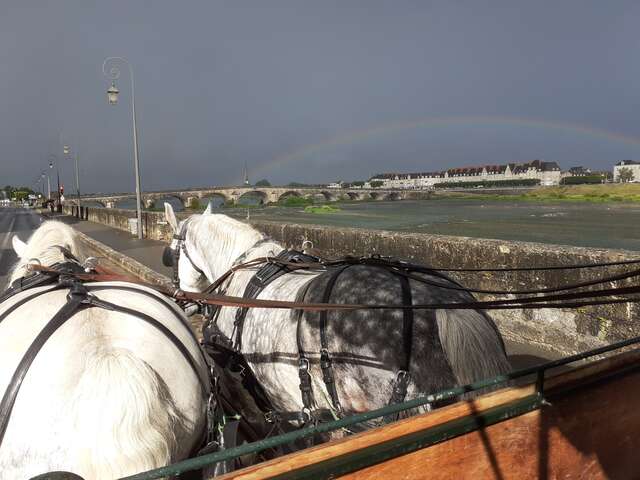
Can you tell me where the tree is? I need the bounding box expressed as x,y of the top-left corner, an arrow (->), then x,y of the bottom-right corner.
370,180 -> 384,188
618,167 -> 635,183
254,179 -> 271,187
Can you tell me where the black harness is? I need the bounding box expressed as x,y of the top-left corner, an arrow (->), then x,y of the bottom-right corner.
203,249 -> 331,428
202,250 -> 419,431
163,218 -> 207,287
0,261 -> 216,452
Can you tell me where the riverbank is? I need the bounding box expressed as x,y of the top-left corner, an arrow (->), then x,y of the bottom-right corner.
439,183 -> 640,203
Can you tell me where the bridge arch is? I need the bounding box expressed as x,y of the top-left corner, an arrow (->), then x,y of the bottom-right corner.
150,194 -> 186,211
318,190 -> 337,202
277,190 -> 303,203
238,190 -> 268,205
111,197 -> 136,210
383,192 -> 401,201
199,192 -> 230,209
344,191 -> 362,201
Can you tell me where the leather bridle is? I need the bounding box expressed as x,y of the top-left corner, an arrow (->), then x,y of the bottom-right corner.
163,218 -> 206,288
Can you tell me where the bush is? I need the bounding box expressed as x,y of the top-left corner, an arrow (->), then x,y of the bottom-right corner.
255,179 -> 271,187
280,196 -> 313,207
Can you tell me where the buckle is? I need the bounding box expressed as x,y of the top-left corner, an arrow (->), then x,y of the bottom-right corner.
301,407 -> 312,424
298,357 -> 310,372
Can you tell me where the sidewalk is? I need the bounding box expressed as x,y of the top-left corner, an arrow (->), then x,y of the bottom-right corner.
50,213 -> 172,278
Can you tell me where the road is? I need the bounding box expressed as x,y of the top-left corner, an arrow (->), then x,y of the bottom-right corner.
0,207 -> 42,289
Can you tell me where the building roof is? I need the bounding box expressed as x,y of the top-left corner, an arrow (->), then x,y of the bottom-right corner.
616,160 -> 640,166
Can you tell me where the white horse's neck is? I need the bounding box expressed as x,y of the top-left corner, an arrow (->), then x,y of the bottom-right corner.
187,214 -> 283,282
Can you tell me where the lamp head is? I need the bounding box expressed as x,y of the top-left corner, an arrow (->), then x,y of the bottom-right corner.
107,81 -> 119,105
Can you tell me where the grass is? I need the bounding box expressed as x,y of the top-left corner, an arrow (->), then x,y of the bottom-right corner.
304,205 -> 341,214
279,196 -> 314,207
440,183 -> 640,203
524,184 -> 640,203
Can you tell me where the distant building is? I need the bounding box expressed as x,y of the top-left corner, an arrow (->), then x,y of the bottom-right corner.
613,160 -> 640,183
370,159 -> 562,189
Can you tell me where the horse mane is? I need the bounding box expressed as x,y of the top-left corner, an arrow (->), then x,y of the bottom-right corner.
191,213 -> 266,272
10,220 -> 84,283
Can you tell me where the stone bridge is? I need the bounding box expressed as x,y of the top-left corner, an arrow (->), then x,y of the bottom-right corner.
80,186 -> 432,209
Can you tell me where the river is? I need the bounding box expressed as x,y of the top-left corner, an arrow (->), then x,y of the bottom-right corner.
109,197 -> 640,251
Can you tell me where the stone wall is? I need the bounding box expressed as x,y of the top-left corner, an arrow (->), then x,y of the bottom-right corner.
65,205 -> 640,356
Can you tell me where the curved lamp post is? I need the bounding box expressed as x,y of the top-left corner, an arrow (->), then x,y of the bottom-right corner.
42,170 -> 51,199
102,56 -> 143,239
49,154 -> 61,212
63,144 -> 81,217
40,173 -> 46,198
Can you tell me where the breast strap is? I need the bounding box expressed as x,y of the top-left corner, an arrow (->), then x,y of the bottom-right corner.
232,249 -> 321,352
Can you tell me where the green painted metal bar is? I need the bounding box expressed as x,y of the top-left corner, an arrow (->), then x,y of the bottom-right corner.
119,335 -> 640,480
270,394 -> 544,480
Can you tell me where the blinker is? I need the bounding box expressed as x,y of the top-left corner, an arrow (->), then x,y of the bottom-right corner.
162,246 -> 174,267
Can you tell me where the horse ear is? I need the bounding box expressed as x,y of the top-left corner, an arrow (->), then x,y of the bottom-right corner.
12,235 -> 27,258
203,200 -> 213,215
164,202 -> 178,231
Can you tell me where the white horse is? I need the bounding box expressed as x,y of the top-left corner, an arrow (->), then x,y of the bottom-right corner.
0,221 -> 209,479
164,203 -> 510,429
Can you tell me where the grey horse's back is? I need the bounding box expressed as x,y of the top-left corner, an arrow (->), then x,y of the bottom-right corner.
295,263 -> 510,412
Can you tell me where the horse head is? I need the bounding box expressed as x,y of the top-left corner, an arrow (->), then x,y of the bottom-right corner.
10,220 -> 83,283
163,202 -> 211,292
163,202 -> 267,293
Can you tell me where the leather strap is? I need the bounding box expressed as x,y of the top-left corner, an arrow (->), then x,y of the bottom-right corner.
318,265 -> 352,414
0,284 -> 87,446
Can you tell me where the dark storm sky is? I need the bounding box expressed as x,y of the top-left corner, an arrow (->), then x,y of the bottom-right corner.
2,1 -> 640,193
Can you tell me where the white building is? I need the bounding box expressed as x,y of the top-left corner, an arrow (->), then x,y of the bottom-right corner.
613,160 -> 640,183
370,160 -> 562,189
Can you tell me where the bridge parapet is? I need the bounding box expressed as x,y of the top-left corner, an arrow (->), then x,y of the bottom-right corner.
81,186 -> 431,206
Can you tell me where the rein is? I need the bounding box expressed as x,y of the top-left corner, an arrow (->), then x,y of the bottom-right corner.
26,262 -> 640,312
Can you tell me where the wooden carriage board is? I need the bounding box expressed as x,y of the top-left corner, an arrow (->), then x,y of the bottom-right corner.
218,348 -> 640,479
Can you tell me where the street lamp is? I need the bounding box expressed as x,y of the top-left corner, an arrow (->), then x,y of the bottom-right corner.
102,56 -> 143,239
49,155 -> 61,212
43,170 -> 51,199
63,144 -> 82,218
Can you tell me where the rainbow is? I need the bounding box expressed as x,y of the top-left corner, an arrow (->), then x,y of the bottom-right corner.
250,115 -> 640,179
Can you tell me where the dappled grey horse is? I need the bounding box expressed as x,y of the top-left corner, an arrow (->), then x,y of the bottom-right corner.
164,203 -> 510,433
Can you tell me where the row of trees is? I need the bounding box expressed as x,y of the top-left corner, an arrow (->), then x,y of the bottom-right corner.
560,174 -> 607,185
433,179 -> 541,189
2,185 -> 36,201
